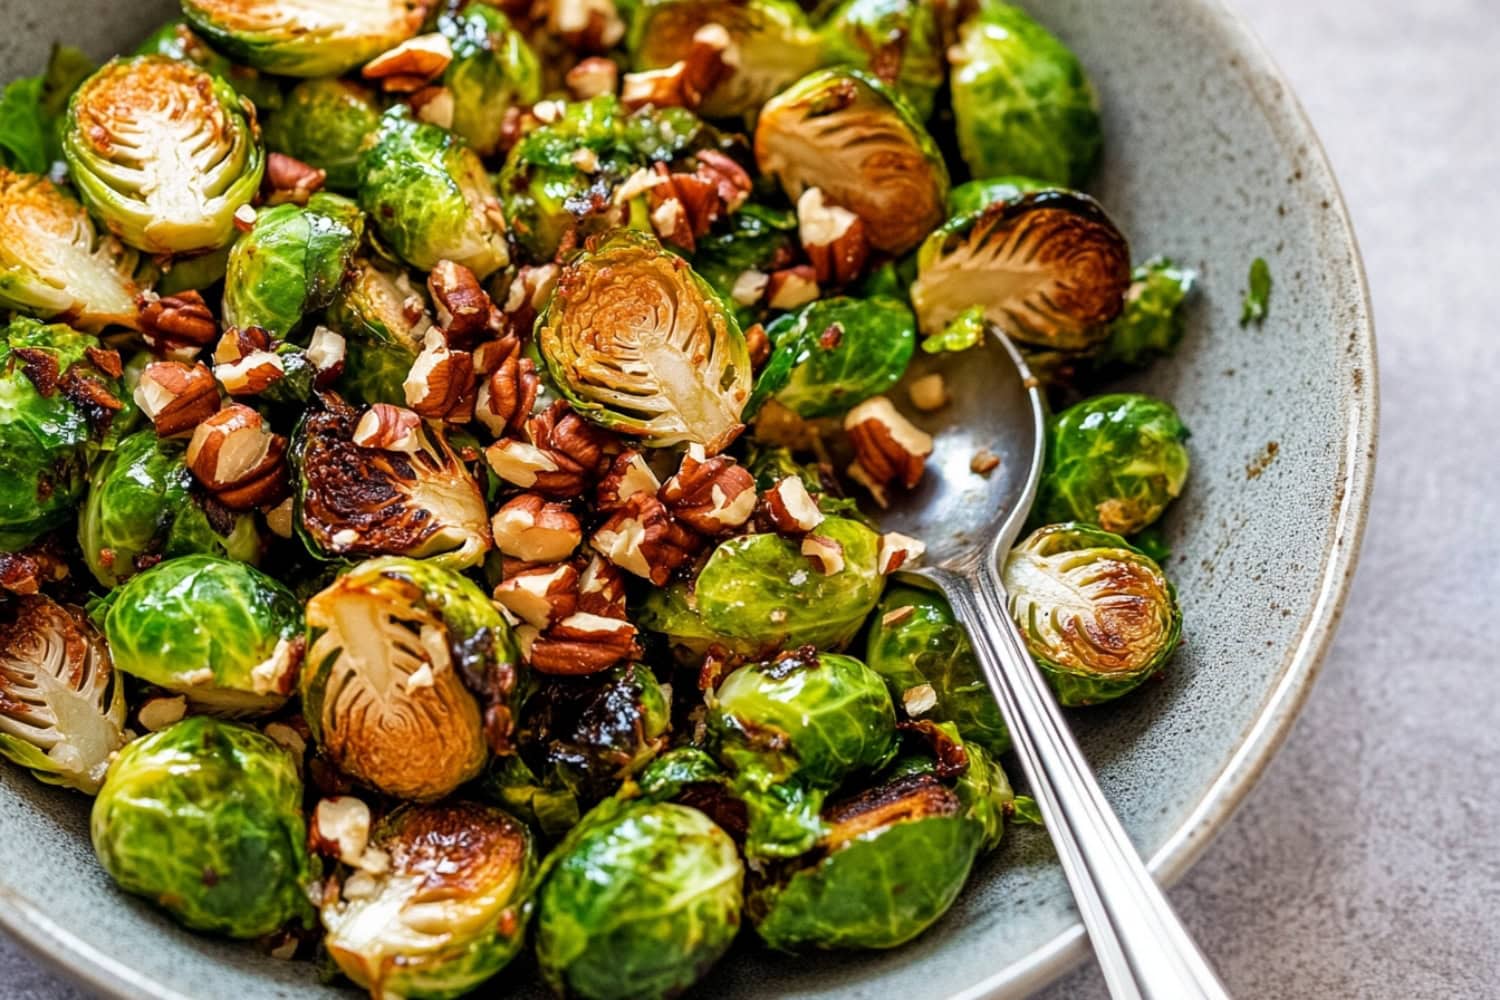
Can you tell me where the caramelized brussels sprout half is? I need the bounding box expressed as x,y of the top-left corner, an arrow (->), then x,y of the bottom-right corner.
536,801 -> 744,1000
1003,523 -> 1181,706
755,68 -> 948,255
97,555 -> 303,715
750,295 -> 916,419
949,2 -> 1101,186
134,18 -> 284,112
537,230 -> 752,450
910,190 -> 1131,350
181,0 -> 430,77
322,801 -> 534,999
302,557 -> 520,800
437,6 -> 542,157
63,56 -> 264,254
0,596 -> 126,794
291,393 -> 491,567
1094,257 -> 1197,369
263,78 -> 382,193
91,716 -> 313,938
358,108 -> 509,278
1035,393 -> 1190,535
818,0 -> 945,119
223,192 -> 364,338
0,169 -> 141,331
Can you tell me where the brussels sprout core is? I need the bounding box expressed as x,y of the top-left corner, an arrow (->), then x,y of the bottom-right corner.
182,0 -> 430,77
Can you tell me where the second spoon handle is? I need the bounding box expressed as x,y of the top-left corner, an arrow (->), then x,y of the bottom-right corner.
931,566 -> 1231,1000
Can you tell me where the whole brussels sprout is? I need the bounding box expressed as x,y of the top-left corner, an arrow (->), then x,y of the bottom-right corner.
302,557 -> 520,800
709,648 -> 897,857
322,801 -> 534,1000
750,295 -> 916,419
0,318 -> 123,550
222,192 -> 364,338
535,801 -> 744,1000
946,175 -> 1051,217
358,108 -> 509,278
97,555 -> 303,714
262,78 -> 382,192
1003,523 -> 1181,706
818,0 -> 945,119
755,68 -> 948,255
181,0 -> 429,77
635,583 -> 772,664
63,56 -> 264,255
1093,258 -> 1198,369
91,716 -> 314,937
79,428 -> 261,588
134,18 -> 284,112
865,584 -> 1009,756
0,596 -> 126,794
0,169 -> 141,331
536,230 -> 752,451
949,2 -> 1102,187
436,7 -> 542,157
910,190 -> 1131,350
1034,393 -> 1190,535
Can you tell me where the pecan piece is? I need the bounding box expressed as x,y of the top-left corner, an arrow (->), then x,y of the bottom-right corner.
576,552 -> 628,618
137,290 -> 217,358
619,23 -> 730,111
493,563 -> 579,630
877,531 -> 926,574
844,396 -> 934,506
596,450 -> 661,512
765,265 -> 820,311
352,403 -> 423,453
428,259 -> 493,348
214,349 -> 286,397
134,361 -> 219,437
404,328 -> 475,422
550,0 -> 626,53
659,445 -> 757,535
186,404 -> 290,510
798,187 -> 870,286
590,493 -> 699,585
490,494 -> 584,563
362,33 -> 453,91
566,57 -> 619,100
520,612 -> 637,675
263,152 -> 326,206
762,475 -> 824,535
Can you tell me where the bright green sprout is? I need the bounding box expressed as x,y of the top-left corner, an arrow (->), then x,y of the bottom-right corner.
263,78 -> 382,192
1095,257 -> 1197,368
818,0 -> 945,119
437,6 -> 542,157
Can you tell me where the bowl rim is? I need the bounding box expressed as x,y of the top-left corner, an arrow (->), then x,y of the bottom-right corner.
0,0 -> 1377,996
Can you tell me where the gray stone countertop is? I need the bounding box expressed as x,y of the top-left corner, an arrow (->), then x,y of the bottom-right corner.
5,0 -> 1498,997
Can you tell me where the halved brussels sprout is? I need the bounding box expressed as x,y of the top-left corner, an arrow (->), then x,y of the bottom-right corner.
322,801 -> 534,1000
628,0 -> 823,118
535,801 -> 744,1000
755,68 -> 948,255
91,716 -> 313,938
263,78 -> 382,193
950,2 -> 1102,187
135,18 -> 284,113
818,0 -> 945,119
63,56 -> 264,255
0,169 -> 141,331
1094,257 -> 1197,369
358,108 -> 509,278
181,0 -> 430,77
437,7 -> 542,158
97,555 -> 303,715
537,230 -> 752,451
291,393 -> 491,567
223,192 -> 365,338
79,428 -> 261,588
302,557 -> 520,800
1034,393 -> 1190,535
1003,522 -> 1181,706
0,596 -> 126,794
750,295 -> 916,419
910,190 -> 1131,349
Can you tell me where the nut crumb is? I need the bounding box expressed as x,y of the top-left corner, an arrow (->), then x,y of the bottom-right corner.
908,373 -> 949,412
970,449 -> 1001,475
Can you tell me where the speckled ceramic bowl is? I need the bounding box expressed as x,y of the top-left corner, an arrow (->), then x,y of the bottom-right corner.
0,0 -> 1376,997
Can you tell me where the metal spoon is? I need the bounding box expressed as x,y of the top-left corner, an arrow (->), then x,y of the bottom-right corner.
878,331 -> 1231,1000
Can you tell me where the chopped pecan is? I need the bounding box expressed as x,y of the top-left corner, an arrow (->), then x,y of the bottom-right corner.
798,187 -> 869,286
550,0 -> 626,53
362,33 -> 453,91
60,371 -> 124,429
134,361 -> 219,437
493,563 -> 579,630
84,345 -> 124,379
499,263 -> 559,339
486,400 -> 617,498
762,476 -> 824,535
659,445 -> 757,535
428,260 -> 493,348
520,612 -> 637,675
214,349 -> 285,397
306,326 -> 346,385
590,492 -> 699,585
733,272 -> 770,310
474,339 -> 540,438
566,57 -> 619,100
410,84 -> 455,128
576,552 -> 628,618
0,539 -> 69,596
352,403 -> 423,453
765,265 -> 820,311
877,531 -> 926,574
743,321 -> 771,367
693,150 -> 752,214
404,329 -> 475,422
214,325 -> 272,366
801,533 -> 846,574
596,450 -> 661,511
263,152 -> 326,206
137,290 -> 217,358
186,404 -> 290,510
619,23 -> 730,111
491,494 -> 584,563
233,204 -> 258,232
844,396 -> 934,506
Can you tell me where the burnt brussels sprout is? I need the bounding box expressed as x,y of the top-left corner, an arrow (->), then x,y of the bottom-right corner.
818,0 -> 945,119
1095,257 -> 1198,369
91,717 -> 313,937
302,557 -> 521,800
0,596 -> 126,794
263,78 -> 383,193
1003,523 -> 1181,706
750,295 -> 916,419
63,56 -> 264,255
322,801 -> 534,999
949,2 -> 1102,187
181,0 -> 429,77
97,555 -> 304,715
1034,393 -> 1190,535
535,801 -> 744,1000
756,68 -> 948,256
436,6 -> 542,157
537,230 -> 752,451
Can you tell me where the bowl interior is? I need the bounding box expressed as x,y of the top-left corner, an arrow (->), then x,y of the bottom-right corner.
0,1 -> 1374,998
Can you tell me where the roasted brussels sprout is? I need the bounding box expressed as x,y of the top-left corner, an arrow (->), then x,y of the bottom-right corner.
63,56 -> 264,255
1003,523 -> 1181,706
263,78 -> 382,193
1034,393 -> 1190,535
1094,257 -> 1197,369
79,428 -> 261,588
92,717 -> 312,937
97,555 -> 303,714
358,108 -> 508,278
291,393 -> 491,566
910,190 -> 1131,349
326,256 -> 433,403
322,801 -> 534,999
535,801 -> 744,1000
751,295 -> 916,419
0,169 -> 141,331
532,663 -> 672,806
755,68 -> 948,255
437,6 -> 542,157
946,175 -> 1051,217
223,193 -> 364,338
949,2 -> 1102,186
537,230 -> 752,451
181,0 -> 429,78
865,584 -> 1009,755
818,0 -> 945,119
302,557 -> 520,800
691,202 -> 798,324
135,18 -> 284,112
0,596 -> 126,794
709,648 -> 897,857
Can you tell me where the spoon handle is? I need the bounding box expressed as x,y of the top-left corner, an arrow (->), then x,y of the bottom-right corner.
933,567 -> 1231,1000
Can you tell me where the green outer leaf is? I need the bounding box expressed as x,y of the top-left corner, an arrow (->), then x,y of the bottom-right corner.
438,7 -> 542,157
749,295 -> 916,419
262,79 -> 382,193
1095,257 -> 1197,369
1240,256 -> 1272,325
817,0 -> 945,118
222,193 -> 364,338
921,303 -> 987,355
0,76 -> 47,174
945,175 -> 1052,217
